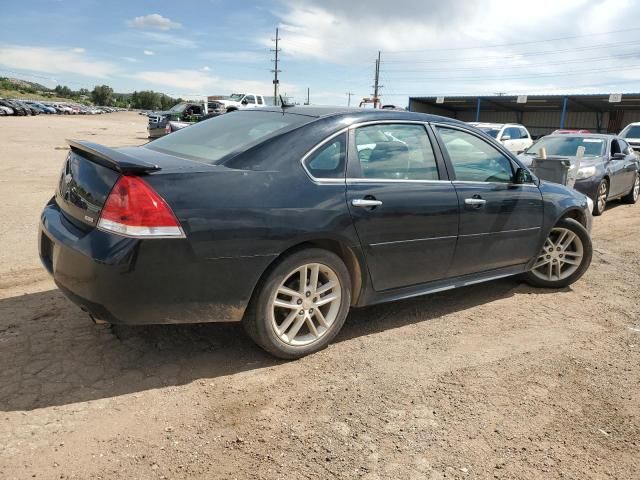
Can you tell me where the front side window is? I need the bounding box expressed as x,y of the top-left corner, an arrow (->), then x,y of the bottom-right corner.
245,95 -> 256,104
436,127 -> 514,183
304,134 -> 346,179
505,127 -> 521,139
351,124 -> 439,180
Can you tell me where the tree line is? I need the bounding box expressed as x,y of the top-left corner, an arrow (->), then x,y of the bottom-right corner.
1,77 -> 182,110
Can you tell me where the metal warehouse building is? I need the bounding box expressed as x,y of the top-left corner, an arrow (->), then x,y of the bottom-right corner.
408,94 -> 640,138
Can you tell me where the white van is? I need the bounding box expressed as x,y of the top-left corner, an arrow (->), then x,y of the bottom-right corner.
468,122 -> 533,154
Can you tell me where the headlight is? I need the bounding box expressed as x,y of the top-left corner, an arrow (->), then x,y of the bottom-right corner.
586,196 -> 594,213
576,166 -> 597,179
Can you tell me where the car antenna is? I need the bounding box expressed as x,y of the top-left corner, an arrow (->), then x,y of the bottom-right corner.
279,95 -> 294,110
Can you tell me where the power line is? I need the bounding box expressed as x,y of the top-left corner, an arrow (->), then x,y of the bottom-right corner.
271,27 -> 281,106
382,40 -> 640,64
382,64 -> 640,83
384,27 -> 640,54
382,51 -> 640,74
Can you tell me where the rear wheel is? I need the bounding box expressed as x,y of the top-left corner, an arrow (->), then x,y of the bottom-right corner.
621,172 -> 639,204
523,218 -> 592,289
243,249 -> 351,359
593,179 -> 608,216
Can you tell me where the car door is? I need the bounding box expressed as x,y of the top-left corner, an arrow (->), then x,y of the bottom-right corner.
433,124 -> 544,277
345,122 -> 459,291
608,138 -> 631,197
612,139 -> 638,195
244,95 -> 257,108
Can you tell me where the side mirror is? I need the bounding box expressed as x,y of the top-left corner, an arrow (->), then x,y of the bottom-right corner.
241,99 -> 249,105
515,167 -> 533,184
501,135 -> 511,141
612,152 -> 626,160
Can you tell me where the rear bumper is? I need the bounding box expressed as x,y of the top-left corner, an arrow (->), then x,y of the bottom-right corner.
39,201 -> 273,325
147,127 -> 167,139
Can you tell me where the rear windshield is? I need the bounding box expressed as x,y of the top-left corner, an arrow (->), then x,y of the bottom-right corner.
145,111 -> 311,165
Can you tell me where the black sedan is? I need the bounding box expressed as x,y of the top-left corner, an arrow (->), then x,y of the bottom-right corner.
40,107 -> 594,358
519,134 -> 639,215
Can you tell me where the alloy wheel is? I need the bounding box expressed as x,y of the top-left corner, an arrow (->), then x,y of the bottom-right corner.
597,181 -> 608,212
270,263 -> 342,346
531,227 -> 584,282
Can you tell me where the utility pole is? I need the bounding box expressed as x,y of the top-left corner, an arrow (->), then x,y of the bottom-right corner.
306,87 -> 310,105
346,91 -> 354,107
271,27 -> 281,106
373,51 -> 382,108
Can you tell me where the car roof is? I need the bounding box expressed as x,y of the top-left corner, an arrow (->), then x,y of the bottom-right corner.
241,105 -> 468,126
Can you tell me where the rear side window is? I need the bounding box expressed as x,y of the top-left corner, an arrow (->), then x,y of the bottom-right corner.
145,111 -> 310,165
351,124 -> 439,180
437,127 -> 514,183
257,96 -> 264,105
304,134 -> 346,179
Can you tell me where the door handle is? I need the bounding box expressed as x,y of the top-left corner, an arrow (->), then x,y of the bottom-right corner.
464,198 -> 487,207
352,198 -> 383,208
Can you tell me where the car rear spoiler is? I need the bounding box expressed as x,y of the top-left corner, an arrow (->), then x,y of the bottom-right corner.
67,139 -> 161,174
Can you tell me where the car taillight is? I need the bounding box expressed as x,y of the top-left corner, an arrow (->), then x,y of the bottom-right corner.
97,176 -> 184,238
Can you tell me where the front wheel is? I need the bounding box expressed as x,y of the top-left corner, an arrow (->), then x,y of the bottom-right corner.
593,179 -> 608,216
523,218 -> 592,289
243,249 -> 352,359
621,172 -> 639,204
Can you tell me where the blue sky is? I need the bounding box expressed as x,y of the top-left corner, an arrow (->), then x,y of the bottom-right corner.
1,0 -> 640,105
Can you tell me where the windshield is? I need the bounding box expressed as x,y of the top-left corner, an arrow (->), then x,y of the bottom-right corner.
229,94 -> 244,101
477,127 -> 500,138
145,111 -> 310,165
525,136 -> 605,157
620,125 -> 640,139
167,103 -> 188,113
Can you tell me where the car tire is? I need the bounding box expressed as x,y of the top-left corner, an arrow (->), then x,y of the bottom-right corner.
621,172 -> 639,204
522,218 -> 592,289
243,248 -> 352,359
592,178 -> 609,216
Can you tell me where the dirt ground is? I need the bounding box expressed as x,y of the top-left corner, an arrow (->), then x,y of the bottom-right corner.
0,112 -> 638,480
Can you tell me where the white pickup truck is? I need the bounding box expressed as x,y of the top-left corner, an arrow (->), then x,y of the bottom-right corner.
208,93 -> 267,114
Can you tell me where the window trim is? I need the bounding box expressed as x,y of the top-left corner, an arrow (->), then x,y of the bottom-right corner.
347,120 -> 446,183
300,128 -> 350,184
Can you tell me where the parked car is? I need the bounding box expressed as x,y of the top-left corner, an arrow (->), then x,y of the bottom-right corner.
147,101 -> 207,139
40,107 -> 594,359
619,122 -> 640,151
0,105 -> 12,115
468,122 -> 533,154
208,93 -> 267,114
29,102 -> 57,114
519,134 -> 639,215
552,129 -> 591,134
2,99 -> 29,115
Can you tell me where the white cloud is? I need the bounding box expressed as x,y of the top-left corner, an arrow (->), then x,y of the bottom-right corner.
72,47 -> 85,53
266,0 -> 640,100
129,69 -> 295,97
0,45 -> 117,78
143,50 -> 154,56
122,56 -> 138,63
127,13 -> 181,31
202,66 -> 211,71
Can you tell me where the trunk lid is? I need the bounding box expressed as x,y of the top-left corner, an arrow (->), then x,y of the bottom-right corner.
56,141 -> 162,228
